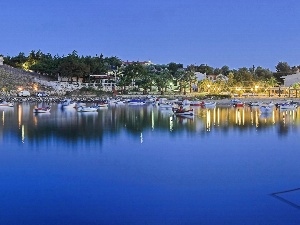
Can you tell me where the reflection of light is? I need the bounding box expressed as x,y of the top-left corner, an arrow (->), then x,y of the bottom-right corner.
255,110 -> 258,127
140,132 -> 143,143
151,110 -> 154,130
213,108 -> 216,125
272,111 -> 275,124
18,104 -> 22,128
217,108 -> 220,126
250,110 -> 253,125
34,115 -> 38,126
22,124 -> 25,143
2,111 -> 4,125
236,109 -> 241,125
169,116 -> 173,131
282,112 -> 286,125
206,110 -> 211,131
242,108 -> 245,125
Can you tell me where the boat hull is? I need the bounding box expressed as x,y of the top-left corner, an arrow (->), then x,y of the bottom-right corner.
33,108 -> 51,113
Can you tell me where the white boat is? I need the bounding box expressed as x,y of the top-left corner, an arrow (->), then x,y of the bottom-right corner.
61,99 -> 76,109
97,103 -> 108,108
95,100 -> 109,108
127,99 -> 146,106
33,106 -> 51,113
190,100 -> 202,106
109,98 -> 126,106
77,106 -> 98,112
260,102 -> 275,108
279,103 -> 298,110
0,101 -> 14,107
260,106 -> 273,114
203,101 -> 216,108
182,99 -> 191,106
75,102 -> 86,108
248,102 -> 261,107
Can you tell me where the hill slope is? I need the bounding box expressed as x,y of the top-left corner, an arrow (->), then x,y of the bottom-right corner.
0,64 -> 53,94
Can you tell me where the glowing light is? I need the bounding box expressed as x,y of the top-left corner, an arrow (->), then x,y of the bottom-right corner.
22,124 -> 25,143
206,110 -> 211,131
169,116 -> 173,131
151,110 -> 154,130
18,105 -> 22,128
140,132 -> 143,143
217,108 -> 220,126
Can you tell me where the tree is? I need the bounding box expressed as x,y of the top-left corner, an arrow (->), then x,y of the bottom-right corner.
135,65 -> 152,94
152,66 -> 172,95
213,68 -> 221,75
233,67 -> 253,85
58,51 -> 89,82
29,52 -> 60,78
198,79 -> 213,93
275,62 -> 291,73
220,65 -> 230,76
196,64 -> 213,75
117,63 -> 144,93
168,62 -> 183,76
5,52 -> 27,68
227,72 -> 235,87
255,66 -> 273,80
274,62 -> 292,83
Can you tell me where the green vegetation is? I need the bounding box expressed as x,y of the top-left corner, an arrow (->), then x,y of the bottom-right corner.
2,50 -> 300,97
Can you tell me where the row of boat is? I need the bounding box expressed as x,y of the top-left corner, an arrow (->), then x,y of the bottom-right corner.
2,97 -> 299,116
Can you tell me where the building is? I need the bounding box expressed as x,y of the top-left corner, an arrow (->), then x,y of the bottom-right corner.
89,74 -> 116,91
0,56 -> 3,66
122,60 -> 153,66
206,74 -> 217,81
281,72 -> 300,87
195,72 -> 206,81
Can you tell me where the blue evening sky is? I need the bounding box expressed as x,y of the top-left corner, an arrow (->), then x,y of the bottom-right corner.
1,0 -> 299,71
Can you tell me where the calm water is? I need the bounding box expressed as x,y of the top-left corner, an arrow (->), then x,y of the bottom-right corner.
1,103 -> 300,225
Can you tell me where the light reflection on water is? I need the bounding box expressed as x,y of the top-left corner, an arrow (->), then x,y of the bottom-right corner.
0,103 -> 300,224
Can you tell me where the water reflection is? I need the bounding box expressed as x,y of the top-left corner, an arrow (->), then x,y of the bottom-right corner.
0,103 -> 299,142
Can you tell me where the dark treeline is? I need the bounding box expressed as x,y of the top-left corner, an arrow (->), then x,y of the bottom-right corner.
2,50 -> 122,82
2,50 -> 300,94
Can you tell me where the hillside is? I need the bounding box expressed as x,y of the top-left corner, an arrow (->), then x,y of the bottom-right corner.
0,64 -> 54,95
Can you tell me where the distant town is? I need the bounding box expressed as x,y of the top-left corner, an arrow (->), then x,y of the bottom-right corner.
0,51 -> 300,98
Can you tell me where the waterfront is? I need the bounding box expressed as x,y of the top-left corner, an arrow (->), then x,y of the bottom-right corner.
1,103 -> 300,224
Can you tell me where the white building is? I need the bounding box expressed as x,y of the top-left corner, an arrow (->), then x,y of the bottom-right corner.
195,72 -> 206,81
0,56 -> 3,66
281,72 -> 300,87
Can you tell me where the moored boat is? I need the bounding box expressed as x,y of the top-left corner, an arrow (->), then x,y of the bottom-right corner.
127,99 -> 146,106
248,101 -> 261,107
77,106 -> 98,112
202,101 -> 216,108
231,99 -> 244,107
33,106 -> 51,113
190,100 -> 202,106
173,106 -> 194,116
260,105 -> 273,114
0,101 -> 14,107
279,103 -> 298,110
61,99 -> 76,109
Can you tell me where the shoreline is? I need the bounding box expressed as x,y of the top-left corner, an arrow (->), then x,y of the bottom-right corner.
0,94 -> 299,105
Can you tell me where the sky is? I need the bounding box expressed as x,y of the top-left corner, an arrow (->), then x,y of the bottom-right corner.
1,0 -> 300,71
